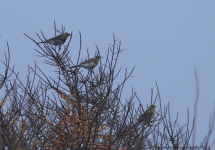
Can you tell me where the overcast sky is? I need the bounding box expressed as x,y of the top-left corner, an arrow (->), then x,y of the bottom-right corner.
1,1 -> 215,147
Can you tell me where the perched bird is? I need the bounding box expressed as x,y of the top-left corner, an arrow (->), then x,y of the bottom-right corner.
71,56 -> 102,70
38,32 -> 70,46
138,105 -> 157,125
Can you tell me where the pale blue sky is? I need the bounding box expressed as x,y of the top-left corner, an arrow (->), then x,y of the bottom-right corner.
1,1 -> 215,146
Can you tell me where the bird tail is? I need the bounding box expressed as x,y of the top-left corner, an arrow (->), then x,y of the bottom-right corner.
71,65 -> 79,68
37,41 -> 45,44
68,65 -> 80,73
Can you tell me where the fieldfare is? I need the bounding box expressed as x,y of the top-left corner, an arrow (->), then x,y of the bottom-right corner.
138,105 -> 157,125
71,56 -> 102,70
38,32 -> 70,46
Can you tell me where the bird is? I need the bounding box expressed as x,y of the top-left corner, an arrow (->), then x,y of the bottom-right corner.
71,56 -> 102,70
37,32 -> 71,46
138,105 -> 157,125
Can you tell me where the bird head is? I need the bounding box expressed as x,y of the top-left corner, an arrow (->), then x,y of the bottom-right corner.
61,32 -> 71,37
150,105 -> 157,110
94,56 -> 102,62
95,56 -> 102,59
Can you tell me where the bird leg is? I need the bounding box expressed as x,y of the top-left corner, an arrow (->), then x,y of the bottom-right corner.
58,45 -> 61,51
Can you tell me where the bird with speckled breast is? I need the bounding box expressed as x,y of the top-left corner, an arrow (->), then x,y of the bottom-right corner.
138,105 -> 157,125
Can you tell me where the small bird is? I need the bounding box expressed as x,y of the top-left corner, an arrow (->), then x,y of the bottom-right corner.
138,105 -> 157,125
38,32 -> 70,46
71,56 -> 102,70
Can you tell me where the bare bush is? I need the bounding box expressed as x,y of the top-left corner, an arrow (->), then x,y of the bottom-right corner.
0,23 -> 214,150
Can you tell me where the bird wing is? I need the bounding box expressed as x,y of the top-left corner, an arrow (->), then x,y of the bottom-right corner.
48,34 -> 65,41
80,58 -> 95,64
143,109 -> 150,115
79,62 -> 94,68
138,109 -> 150,122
